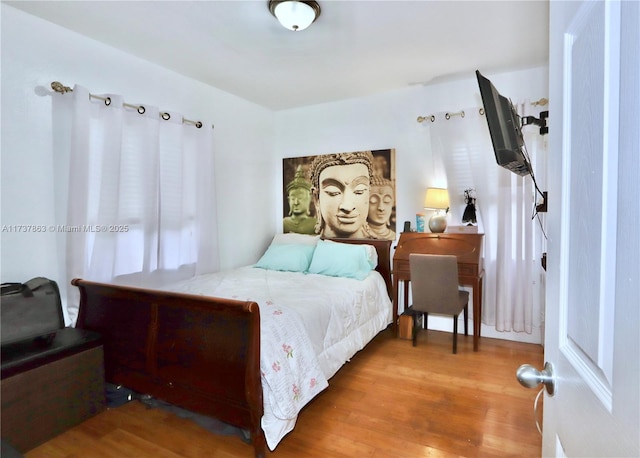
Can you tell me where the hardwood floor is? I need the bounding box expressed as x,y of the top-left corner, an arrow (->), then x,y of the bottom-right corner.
26,329 -> 543,457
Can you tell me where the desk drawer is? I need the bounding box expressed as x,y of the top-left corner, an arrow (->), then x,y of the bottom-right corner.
395,259 -> 477,277
393,260 -> 409,274
458,263 -> 478,276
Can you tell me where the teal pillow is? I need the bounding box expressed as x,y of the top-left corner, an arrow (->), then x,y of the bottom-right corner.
307,240 -> 375,280
254,243 -> 315,272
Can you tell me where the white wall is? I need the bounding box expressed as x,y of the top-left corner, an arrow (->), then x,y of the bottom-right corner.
274,66 -> 549,344
2,4 -> 548,344
1,4 -> 278,298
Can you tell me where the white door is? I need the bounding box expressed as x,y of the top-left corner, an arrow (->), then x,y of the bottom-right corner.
537,0 -> 639,456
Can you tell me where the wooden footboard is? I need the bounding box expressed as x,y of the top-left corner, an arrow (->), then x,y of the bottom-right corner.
72,238 -> 392,458
72,279 -> 266,457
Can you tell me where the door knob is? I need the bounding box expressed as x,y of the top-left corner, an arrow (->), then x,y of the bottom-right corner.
516,361 -> 556,396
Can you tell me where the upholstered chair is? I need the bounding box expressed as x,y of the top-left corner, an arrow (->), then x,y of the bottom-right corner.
408,253 -> 469,353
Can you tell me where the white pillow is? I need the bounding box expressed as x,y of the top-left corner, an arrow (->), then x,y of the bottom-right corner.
362,244 -> 379,269
271,233 -> 320,246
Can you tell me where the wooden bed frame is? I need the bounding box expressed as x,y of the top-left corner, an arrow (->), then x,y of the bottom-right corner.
73,238 -> 393,458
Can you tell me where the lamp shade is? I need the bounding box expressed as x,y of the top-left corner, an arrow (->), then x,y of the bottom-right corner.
424,188 -> 450,210
269,0 -> 321,31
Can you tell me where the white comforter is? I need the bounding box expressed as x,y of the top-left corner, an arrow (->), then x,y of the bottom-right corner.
164,266 -> 392,450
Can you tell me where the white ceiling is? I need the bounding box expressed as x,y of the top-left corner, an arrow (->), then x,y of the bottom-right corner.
7,0 -> 550,111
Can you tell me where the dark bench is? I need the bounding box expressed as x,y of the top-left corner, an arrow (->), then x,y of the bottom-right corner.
1,279 -> 105,454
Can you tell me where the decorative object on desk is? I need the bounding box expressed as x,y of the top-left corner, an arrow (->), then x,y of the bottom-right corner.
403,221 -> 411,233
448,225 -> 479,233
415,213 -> 426,233
462,188 -> 477,226
423,187 -> 450,233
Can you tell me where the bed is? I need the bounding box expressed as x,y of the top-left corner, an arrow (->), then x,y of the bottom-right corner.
73,236 -> 394,457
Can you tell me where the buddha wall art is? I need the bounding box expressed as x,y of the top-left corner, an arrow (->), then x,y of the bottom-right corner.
282,149 -> 396,240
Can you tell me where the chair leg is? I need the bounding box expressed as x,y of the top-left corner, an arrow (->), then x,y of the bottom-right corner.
463,304 -> 469,336
412,313 -> 418,347
452,314 -> 458,354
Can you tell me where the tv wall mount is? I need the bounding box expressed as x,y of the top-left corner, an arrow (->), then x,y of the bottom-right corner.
521,110 -> 549,135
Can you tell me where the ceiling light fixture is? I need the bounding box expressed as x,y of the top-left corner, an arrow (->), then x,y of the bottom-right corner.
268,0 -> 321,32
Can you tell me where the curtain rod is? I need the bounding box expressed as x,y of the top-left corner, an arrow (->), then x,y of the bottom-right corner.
51,82 -> 214,129
417,108 -> 483,124
416,97 -> 548,124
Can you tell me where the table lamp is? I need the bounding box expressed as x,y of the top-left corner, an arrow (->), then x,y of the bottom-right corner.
424,187 -> 450,233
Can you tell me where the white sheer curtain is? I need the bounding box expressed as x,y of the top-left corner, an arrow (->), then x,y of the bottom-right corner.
428,105 -> 542,333
53,85 -> 219,324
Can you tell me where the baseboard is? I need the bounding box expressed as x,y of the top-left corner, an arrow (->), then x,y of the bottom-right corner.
424,315 -> 543,345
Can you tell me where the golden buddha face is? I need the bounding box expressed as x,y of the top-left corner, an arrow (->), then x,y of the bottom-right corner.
287,187 -> 312,216
368,184 -> 394,226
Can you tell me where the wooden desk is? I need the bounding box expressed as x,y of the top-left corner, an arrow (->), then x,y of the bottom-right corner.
393,232 -> 485,351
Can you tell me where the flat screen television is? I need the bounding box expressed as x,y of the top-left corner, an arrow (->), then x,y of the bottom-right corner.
476,70 -> 532,177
